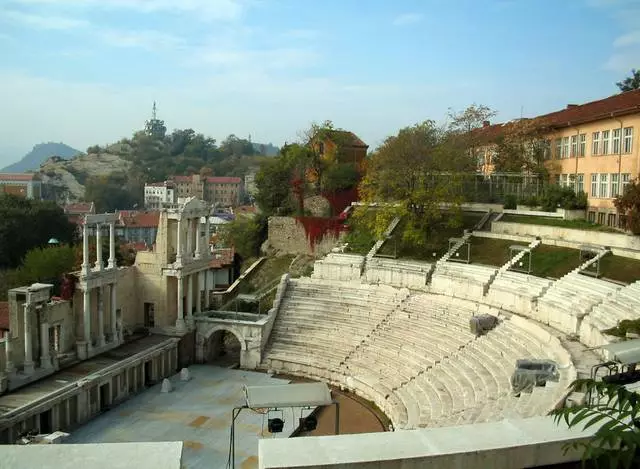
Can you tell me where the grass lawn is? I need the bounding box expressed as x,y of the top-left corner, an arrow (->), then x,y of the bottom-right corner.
244,254 -> 295,293
377,212 -> 484,261
500,214 -> 620,233
530,245 -> 582,279
343,210 -> 377,255
468,237 -> 527,267
597,255 -> 640,284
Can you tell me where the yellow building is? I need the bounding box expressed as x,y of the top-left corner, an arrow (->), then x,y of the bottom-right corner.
478,89 -> 640,227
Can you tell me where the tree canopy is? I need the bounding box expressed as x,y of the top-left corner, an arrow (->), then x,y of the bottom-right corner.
0,195 -> 76,269
617,69 -> 640,92
614,178 -> 640,234
492,118 -> 551,176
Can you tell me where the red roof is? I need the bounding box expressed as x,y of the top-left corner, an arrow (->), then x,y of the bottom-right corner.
0,173 -> 39,182
206,177 -> 242,184
234,205 -> 257,215
209,247 -> 235,269
64,202 -> 95,215
538,89 -> 640,128
118,211 -> 160,228
0,302 -> 9,331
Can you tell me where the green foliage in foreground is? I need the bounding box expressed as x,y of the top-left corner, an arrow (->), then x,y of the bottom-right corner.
550,379 -> 640,469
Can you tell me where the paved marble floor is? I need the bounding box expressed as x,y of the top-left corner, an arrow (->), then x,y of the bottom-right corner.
65,365 -> 297,469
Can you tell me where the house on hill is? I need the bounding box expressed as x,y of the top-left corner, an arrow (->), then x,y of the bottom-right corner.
0,173 -> 43,199
312,129 -> 368,168
472,89 -> 640,227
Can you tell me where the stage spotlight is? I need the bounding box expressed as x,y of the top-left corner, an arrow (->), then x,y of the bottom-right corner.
268,417 -> 284,433
299,415 -> 317,432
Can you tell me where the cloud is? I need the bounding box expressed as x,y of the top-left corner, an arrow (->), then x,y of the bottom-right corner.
604,51 -> 639,72
8,0 -> 247,21
392,13 -> 423,26
613,30 -> 640,47
1,10 -> 89,30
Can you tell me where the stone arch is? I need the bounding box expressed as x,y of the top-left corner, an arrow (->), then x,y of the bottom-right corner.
201,325 -> 247,351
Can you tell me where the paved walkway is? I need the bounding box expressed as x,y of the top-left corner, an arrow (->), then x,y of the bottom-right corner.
65,366 -> 293,469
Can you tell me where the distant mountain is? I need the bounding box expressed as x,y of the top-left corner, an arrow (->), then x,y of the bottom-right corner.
252,142 -> 279,157
1,142 -> 81,173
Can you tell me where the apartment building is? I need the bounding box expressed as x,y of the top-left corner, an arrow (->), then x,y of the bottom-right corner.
144,181 -> 175,209
477,89 -> 640,227
0,173 -> 43,199
170,174 -> 242,207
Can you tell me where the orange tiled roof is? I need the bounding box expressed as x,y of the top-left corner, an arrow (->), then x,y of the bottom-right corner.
209,247 -> 235,269
64,202 -> 95,215
0,302 -> 9,331
0,173 -> 39,182
118,211 -> 160,228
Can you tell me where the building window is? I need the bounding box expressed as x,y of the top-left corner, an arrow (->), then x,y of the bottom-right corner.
570,135 -> 578,157
576,174 -> 584,193
592,131 -> 600,155
610,173 -> 619,198
607,213 -> 617,227
568,173 -> 576,191
602,130 -> 610,155
623,127 -> 633,153
597,212 -> 606,225
579,133 -> 586,157
591,173 -> 598,198
562,137 -> 569,158
621,173 -> 631,194
599,173 -> 608,198
588,211 -> 596,223
612,128 -> 621,154
554,138 -> 562,159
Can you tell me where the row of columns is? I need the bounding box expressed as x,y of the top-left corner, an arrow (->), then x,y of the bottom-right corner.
82,283 -> 119,350
175,270 -> 210,330
176,216 -> 210,264
82,221 -> 117,275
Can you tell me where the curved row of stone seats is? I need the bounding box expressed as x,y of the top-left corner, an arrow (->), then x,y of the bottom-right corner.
364,257 -> 433,290
395,314 -> 575,429
485,271 -> 552,316
311,253 -> 365,282
343,298 -> 477,391
579,280 -> 640,350
430,262 -> 497,300
263,278 -> 407,373
535,273 -> 621,335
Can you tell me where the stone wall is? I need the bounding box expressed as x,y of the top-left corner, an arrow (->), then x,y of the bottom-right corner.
492,221 -> 640,251
303,195 -> 331,217
266,216 -> 342,256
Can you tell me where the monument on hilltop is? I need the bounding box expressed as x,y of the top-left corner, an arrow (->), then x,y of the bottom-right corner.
144,101 -> 167,139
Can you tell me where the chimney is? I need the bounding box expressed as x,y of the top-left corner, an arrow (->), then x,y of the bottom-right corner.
566,104 -> 578,109
482,120 -> 491,127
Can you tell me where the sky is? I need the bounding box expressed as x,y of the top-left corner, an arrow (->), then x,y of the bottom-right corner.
0,0 -> 638,165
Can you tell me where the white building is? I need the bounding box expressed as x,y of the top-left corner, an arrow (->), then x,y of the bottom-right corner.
144,181 -> 175,209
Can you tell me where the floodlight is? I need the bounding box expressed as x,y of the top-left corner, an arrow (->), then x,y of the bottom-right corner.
267,409 -> 285,433
299,415 -> 317,432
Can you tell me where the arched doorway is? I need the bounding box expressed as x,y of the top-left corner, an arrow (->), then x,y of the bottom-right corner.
205,329 -> 243,368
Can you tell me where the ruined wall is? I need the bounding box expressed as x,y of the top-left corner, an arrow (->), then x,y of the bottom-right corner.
47,300 -> 75,354
303,195 -> 331,217
116,267 -> 141,330
134,255 -> 171,328
265,216 -> 344,256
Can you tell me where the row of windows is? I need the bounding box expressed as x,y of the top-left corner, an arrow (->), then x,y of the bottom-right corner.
558,173 -> 631,199
554,127 -> 634,159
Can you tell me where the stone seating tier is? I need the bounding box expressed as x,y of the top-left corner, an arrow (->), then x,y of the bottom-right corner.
262,280 -> 575,431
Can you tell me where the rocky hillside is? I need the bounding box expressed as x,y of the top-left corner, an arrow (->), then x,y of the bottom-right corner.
39,146 -> 132,201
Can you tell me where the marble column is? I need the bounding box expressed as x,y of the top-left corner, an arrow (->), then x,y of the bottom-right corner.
175,274 -> 185,330
195,218 -> 201,259
82,223 -> 90,276
186,218 -> 193,259
205,217 -> 211,255
23,303 -> 35,374
97,287 -> 105,347
83,288 -> 91,347
110,283 -> 117,343
176,218 -> 183,264
4,335 -> 15,374
40,314 -> 52,369
196,271 -> 202,314
95,224 -> 103,270
187,275 -> 194,325
108,221 -> 116,269
203,269 -> 209,311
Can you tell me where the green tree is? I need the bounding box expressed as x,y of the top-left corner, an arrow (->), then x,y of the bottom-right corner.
254,157 -> 295,215
617,69 -> 640,92
322,163 -> 360,193
492,118 -> 551,176
13,245 -> 76,286
357,120 -> 468,246
220,215 -> 267,259
448,104 -> 497,167
614,179 -> 640,234
0,195 -> 76,269
550,378 -> 640,468
84,173 -> 140,212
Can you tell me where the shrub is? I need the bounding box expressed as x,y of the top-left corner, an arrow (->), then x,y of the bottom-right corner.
503,194 -> 517,210
614,179 -> 640,234
540,185 -> 587,212
519,195 -> 539,208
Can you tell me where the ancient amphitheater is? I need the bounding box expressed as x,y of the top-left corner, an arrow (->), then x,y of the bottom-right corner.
257,249 -> 640,467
